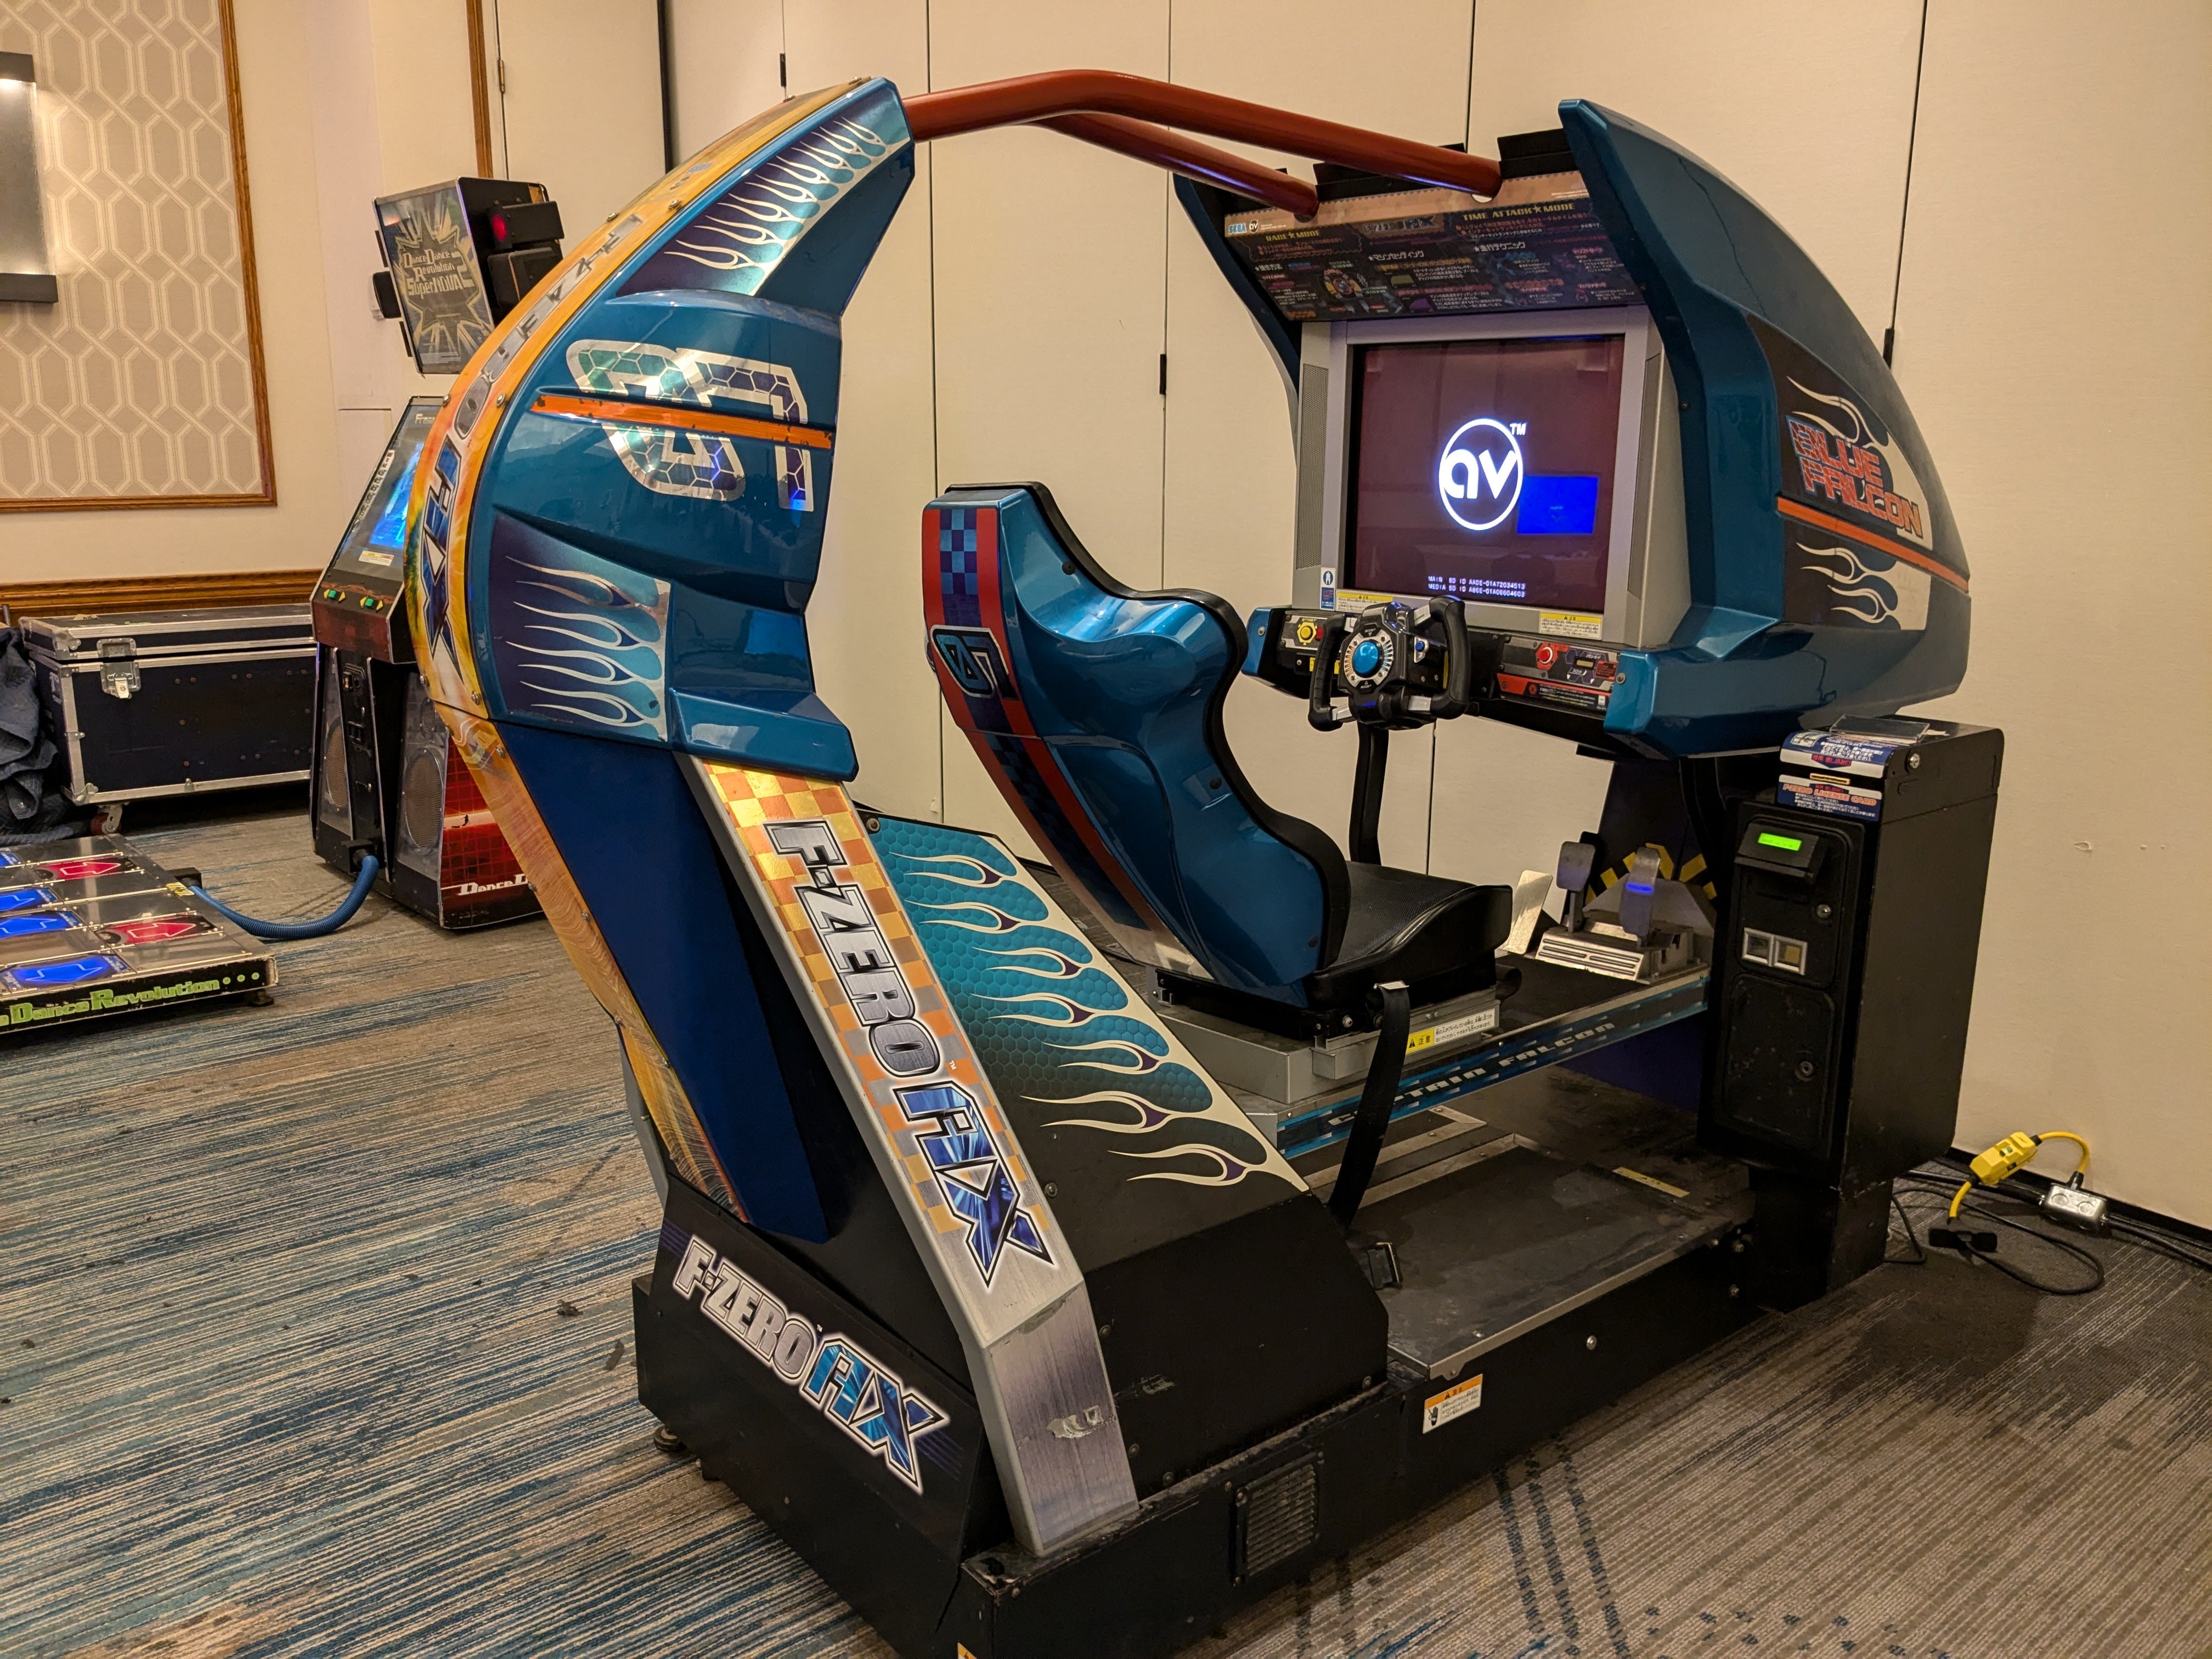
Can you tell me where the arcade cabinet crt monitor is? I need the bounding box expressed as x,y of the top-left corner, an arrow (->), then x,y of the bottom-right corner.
329,397 -> 439,584
1296,307 -> 1690,651
312,396 -> 442,661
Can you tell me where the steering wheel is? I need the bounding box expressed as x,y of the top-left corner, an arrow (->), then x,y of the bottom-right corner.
1306,598 -> 1475,732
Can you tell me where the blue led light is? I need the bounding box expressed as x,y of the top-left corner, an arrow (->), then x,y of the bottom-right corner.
0,887 -> 57,913
0,911 -> 75,937
5,952 -> 123,988
1515,474 -> 1600,535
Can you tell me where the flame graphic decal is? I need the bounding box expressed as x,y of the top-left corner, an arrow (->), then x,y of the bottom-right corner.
1054,1038 -> 1168,1075
1033,1091 -> 1178,1135
1798,542 -> 1929,630
975,944 -> 1088,979
492,549 -> 669,737
983,991 -> 1118,1028
909,900 -> 1029,934
876,818 -> 1301,1194
891,851 -> 1008,888
1114,1145 -> 1260,1188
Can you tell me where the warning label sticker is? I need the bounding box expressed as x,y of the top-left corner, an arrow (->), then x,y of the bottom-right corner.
1406,1002 -> 1500,1056
1539,611 -> 1604,641
1422,1372 -> 1484,1433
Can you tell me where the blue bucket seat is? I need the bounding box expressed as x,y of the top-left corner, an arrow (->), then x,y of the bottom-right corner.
924,483 -> 1510,1018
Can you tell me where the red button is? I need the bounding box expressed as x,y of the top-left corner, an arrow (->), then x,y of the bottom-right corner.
1534,644 -> 1558,668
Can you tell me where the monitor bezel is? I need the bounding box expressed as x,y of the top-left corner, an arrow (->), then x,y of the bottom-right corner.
326,396 -> 444,584
1307,306 -> 1659,641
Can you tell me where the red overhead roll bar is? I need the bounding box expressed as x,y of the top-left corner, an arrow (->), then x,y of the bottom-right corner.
1037,114 -> 1319,218
904,69 -> 1500,200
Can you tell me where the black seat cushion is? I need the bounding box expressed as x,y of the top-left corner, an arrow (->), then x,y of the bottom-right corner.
1304,862 -> 1513,1010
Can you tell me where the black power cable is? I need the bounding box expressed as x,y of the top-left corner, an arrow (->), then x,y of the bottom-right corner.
1885,1192 -> 1928,1267
1893,1176 -> 2104,1296
1899,1169 -> 2212,1279
2106,1216 -> 2212,1276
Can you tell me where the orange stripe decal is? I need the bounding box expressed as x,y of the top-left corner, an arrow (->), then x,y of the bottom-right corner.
1777,497 -> 1968,592
530,390 -> 835,450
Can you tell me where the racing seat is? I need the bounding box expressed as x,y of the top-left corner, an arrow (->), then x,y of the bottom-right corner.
924,483 -> 1512,1220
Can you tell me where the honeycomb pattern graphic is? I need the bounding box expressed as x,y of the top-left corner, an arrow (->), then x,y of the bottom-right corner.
0,0 -> 268,504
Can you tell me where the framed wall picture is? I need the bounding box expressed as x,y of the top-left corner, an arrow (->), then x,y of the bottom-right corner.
0,0 -> 273,512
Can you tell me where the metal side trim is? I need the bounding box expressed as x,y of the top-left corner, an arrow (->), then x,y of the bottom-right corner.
681,757 -> 1137,1554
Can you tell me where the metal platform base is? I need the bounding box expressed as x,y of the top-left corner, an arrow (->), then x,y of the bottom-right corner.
635,1069 -> 1759,1659
1291,1065 -> 1754,1379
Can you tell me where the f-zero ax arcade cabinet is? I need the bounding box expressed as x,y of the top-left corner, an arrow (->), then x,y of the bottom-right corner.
403,75 -> 2000,1659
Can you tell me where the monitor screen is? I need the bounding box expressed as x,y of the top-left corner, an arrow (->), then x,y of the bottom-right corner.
365,444 -> 421,554
329,400 -> 441,581
1347,335 -> 1628,615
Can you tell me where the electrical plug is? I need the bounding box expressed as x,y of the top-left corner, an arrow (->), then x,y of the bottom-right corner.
1929,1224 -> 1998,1254
2040,1176 -> 2109,1234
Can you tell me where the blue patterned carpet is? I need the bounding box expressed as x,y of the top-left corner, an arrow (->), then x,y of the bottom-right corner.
4,805 -> 2208,1658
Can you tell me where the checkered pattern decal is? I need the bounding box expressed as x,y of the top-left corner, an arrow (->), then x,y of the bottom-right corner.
935,506 -> 984,628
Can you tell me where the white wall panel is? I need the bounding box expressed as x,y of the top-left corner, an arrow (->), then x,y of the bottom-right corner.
495,0 -> 665,235
664,0 -> 784,161
1433,0 -> 1925,892
1163,0 -> 1474,870
928,1 -> 1172,853
364,0 -> 479,195
1893,0 -> 2212,1224
311,1 -> 465,505
785,0 -> 943,821
1465,0 -> 1923,337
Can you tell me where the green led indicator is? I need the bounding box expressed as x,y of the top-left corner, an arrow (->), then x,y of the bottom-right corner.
1757,831 -> 1804,852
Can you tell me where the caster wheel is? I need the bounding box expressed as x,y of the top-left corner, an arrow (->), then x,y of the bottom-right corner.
653,1424 -> 687,1455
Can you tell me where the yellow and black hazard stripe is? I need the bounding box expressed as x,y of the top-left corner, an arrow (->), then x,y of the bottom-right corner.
1585,844 -> 1717,904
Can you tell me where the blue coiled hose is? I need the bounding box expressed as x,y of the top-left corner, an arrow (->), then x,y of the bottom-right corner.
193,854 -> 380,941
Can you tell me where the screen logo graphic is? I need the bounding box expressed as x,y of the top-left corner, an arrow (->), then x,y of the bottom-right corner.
1437,418 -> 1526,531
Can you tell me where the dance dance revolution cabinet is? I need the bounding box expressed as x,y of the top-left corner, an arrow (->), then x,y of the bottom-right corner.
309,399 -> 538,929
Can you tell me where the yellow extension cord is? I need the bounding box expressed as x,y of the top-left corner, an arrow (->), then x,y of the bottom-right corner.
1948,1130 -> 2093,1217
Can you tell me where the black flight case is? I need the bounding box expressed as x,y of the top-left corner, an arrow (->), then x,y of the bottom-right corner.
24,605 -> 315,811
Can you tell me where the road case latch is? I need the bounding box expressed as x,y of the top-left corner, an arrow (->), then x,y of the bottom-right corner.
97,636 -> 140,699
